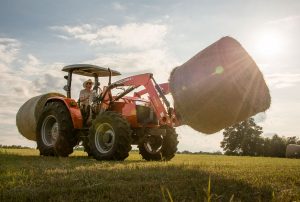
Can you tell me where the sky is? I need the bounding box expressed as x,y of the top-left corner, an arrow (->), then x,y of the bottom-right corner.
0,0 -> 299,152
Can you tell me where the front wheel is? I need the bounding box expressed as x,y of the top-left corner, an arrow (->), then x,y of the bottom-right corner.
89,111 -> 132,161
138,126 -> 179,161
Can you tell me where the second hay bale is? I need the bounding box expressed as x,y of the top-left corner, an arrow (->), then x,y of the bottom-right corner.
170,36 -> 271,134
16,93 -> 65,141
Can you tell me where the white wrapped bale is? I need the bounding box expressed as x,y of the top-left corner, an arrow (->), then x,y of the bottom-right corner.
286,144 -> 300,158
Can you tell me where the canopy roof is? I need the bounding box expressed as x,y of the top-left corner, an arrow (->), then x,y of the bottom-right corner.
62,64 -> 121,77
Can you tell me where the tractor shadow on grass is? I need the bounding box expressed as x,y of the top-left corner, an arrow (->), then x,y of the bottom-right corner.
1,152 -> 293,202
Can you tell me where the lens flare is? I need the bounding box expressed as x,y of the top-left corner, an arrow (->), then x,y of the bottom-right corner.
256,31 -> 283,57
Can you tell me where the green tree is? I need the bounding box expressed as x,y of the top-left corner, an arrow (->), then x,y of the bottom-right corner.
286,136 -> 299,145
261,135 -> 299,157
269,134 -> 287,157
221,118 -> 264,156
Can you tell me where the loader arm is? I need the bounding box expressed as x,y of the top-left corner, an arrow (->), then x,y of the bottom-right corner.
105,73 -> 179,126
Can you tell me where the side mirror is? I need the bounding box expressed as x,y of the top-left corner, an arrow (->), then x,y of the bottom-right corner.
64,75 -> 68,80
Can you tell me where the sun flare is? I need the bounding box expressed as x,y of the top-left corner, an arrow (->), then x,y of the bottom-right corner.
256,31 -> 283,57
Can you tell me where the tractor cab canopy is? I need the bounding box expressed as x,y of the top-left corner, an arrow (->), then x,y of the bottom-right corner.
62,64 -> 121,77
62,64 -> 121,98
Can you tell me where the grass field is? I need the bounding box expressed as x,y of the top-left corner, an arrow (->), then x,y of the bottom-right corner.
0,148 -> 299,202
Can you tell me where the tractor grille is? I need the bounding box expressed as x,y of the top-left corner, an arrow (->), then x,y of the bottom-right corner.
136,105 -> 158,125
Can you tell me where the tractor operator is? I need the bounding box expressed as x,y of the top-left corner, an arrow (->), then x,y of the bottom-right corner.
79,78 -> 103,105
79,79 -> 94,106
79,79 -> 102,125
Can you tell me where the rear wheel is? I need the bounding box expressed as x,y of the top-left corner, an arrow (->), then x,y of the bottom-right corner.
138,126 -> 178,161
89,111 -> 132,161
37,102 -> 76,157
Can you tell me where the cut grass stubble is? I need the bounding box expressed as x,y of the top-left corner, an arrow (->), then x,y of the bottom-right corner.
0,149 -> 299,201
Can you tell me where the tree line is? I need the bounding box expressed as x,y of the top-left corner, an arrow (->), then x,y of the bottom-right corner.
0,145 -> 31,149
177,150 -> 222,155
221,118 -> 300,157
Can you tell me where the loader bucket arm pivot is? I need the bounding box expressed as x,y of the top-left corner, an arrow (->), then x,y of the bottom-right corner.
151,77 -> 170,110
107,73 -> 179,126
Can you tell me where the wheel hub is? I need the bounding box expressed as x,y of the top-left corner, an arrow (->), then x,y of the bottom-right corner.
95,123 -> 116,154
102,131 -> 113,144
144,135 -> 163,154
41,115 -> 59,147
50,122 -> 59,142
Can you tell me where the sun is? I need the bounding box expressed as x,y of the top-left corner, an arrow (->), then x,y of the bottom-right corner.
256,31 -> 283,57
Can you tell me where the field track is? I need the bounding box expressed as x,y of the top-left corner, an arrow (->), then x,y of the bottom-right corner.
0,148 -> 299,201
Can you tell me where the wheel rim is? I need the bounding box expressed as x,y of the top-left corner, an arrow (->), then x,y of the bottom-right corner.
144,135 -> 163,154
94,123 -> 116,154
41,115 -> 59,147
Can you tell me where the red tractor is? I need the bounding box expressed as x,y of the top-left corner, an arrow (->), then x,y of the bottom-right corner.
37,64 -> 180,161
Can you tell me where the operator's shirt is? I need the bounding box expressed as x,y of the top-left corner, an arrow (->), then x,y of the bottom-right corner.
79,89 -> 92,106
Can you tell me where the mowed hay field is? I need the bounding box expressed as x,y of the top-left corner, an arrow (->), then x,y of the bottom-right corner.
0,149 -> 299,202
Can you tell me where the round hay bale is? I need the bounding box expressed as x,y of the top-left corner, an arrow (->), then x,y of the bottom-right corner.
16,93 -> 65,141
286,144 -> 300,158
170,36 -> 271,134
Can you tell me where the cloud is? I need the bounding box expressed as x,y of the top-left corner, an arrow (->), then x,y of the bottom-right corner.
0,48 -> 71,147
0,55 -> 40,147
112,2 -> 126,11
50,22 -> 178,81
55,35 -> 71,40
253,112 -> 267,123
267,15 -> 300,25
86,49 -> 179,79
50,23 -> 168,50
0,37 -> 21,65
266,73 -> 300,89
176,126 -> 224,152
0,74 -> 33,98
260,100 -> 300,138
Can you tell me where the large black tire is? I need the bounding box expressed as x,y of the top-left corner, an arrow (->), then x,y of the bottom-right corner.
138,126 -> 178,161
89,111 -> 132,161
36,102 -> 76,157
